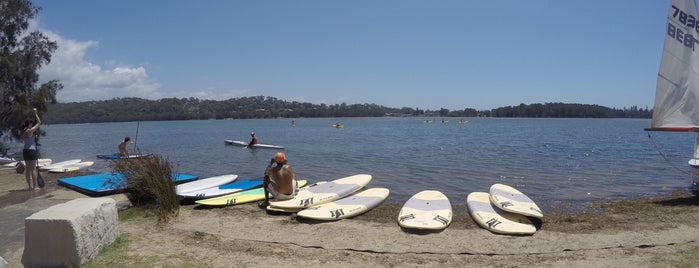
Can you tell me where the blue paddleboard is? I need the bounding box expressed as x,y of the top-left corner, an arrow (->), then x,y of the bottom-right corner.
58,172 -> 198,197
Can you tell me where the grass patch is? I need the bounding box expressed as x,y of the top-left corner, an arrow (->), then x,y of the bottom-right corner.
111,154 -> 180,223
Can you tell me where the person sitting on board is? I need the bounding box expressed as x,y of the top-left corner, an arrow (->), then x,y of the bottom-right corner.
260,152 -> 297,206
117,137 -> 132,158
249,132 -> 258,147
21,108 -> 41,191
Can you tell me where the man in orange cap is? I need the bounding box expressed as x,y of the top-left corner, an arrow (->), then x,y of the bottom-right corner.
262,152 -> 297,206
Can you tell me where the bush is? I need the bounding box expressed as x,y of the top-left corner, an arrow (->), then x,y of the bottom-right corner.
111,154 -> 179,223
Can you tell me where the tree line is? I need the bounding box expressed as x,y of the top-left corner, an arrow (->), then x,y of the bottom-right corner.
42,97 -> 652,124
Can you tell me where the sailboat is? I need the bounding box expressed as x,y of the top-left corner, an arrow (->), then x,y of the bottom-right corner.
647,0 -> 699,192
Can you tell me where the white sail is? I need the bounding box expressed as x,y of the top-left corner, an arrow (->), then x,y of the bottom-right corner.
650,0 -> 699,131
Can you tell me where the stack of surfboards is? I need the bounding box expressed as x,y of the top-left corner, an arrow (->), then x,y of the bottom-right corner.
266,174 -> 388,220
178,177 -> 265,200
175,174 -> 239,199
397,190 -> 453,231
39,159 -> 95,173
466,183 -> 544,235
195,180 -> 309,206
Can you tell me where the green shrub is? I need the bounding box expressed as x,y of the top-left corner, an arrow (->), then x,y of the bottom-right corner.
111,154 -> 179,223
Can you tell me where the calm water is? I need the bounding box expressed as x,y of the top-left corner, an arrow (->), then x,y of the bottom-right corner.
16,117 -> 697,210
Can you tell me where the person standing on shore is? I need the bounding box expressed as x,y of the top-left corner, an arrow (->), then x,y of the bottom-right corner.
21,108 -> 41,191
261,152 -> 297,206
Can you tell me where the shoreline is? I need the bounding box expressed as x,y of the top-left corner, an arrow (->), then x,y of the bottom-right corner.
2,167 -> 699,267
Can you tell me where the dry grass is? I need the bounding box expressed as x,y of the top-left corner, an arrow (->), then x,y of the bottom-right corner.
111,154 -> 180,223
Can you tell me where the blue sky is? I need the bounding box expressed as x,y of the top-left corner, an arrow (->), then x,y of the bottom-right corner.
31,0 -> 666,110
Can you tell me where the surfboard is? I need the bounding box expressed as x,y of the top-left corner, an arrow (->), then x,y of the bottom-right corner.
467,192 -> 536,235
194,180 -> 309,206
489,183 -> 544,218
397,190 -> 453,230
47,161 -> 95,173
296,188 -> 389,220
178,179 -> 263,199
0,155 -> 16,164
96,153 -> 152,159
268,174 -> 372,209
2,158 -> 52,167
39,159 -> 81,171
58,172 -> 198,197
223,140 -> 285,149
175,174 -> 238,195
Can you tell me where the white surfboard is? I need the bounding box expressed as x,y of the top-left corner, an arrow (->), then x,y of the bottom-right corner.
296,188 -> 389,220
39,159 -> 82,171
265,181 -> 329,213
2,158 -> 52,167
489,183 -> 543,218
223,140 -> 285,149
268,174 -> 372,209
176,174 -> 238,195
47,161 -> 94,173
397,190 -> 452,230
467,192 -> 536,235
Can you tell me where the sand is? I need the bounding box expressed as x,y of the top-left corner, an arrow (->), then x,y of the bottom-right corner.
2,166 -> 699,267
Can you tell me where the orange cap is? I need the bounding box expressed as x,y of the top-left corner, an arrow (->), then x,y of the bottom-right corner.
273,152 -> 286,163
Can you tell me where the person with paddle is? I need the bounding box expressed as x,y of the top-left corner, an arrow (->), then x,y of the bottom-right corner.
260,152 -> 297,206
117,137 -> 132,158
249,132 -> 258,147
21,108 -> 41,191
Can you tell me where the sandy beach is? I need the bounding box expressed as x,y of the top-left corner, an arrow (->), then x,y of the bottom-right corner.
2,166 -> 699,267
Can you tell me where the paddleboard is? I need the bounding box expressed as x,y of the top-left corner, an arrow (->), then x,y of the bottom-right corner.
489,183 -> 543,218
223,140 -> 285,149
467,192 -> 536,235
39,159 -> 82,171
58,172 -> 198,197
47,161 -> 95,173
178,179 -> 263,199
2,158 -> 52,167
0,156 -> 16,164
397,190 -> 453,230
176,174 -> 238,195
96,153 -> 152,159
296,188 -> 389,220
268,174 -> 372,209
195,180 -> 309,206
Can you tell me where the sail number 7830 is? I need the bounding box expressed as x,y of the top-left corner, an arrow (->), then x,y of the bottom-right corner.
669,5 -> 699,50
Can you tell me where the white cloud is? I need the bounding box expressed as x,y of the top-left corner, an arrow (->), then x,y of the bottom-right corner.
33,23 -> 161,103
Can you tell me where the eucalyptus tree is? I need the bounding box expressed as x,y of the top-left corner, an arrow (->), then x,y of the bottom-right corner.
0,0 -> 61,144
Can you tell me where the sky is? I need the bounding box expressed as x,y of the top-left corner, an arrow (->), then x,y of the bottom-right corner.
29,0 -> 668,111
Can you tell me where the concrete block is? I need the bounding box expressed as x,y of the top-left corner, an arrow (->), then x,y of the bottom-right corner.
21,198 -> 118,267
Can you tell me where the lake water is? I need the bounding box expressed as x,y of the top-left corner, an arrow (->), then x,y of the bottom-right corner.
18,117 -> 697,210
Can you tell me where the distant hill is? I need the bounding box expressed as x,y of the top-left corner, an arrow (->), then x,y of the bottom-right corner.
43,96 -> 651,124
